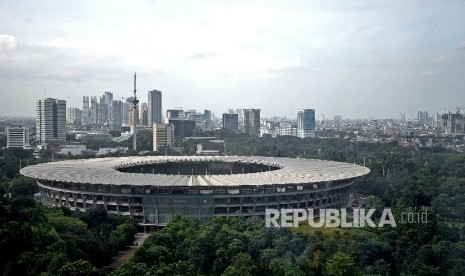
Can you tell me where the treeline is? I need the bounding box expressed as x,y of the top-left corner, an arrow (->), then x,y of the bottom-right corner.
0,198 -> 137,276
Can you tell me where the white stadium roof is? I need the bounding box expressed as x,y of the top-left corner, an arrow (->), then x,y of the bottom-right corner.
20,156 -> 370,187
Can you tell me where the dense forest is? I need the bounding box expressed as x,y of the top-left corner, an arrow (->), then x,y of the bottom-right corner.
0,149 -> 138,276
2,133 -> 465,275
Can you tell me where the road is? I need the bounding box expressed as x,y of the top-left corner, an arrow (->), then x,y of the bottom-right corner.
105,233 -> 150,269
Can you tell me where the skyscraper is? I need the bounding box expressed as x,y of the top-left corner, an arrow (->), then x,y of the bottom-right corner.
82,96 -> 90,125
243,109 -> 260,136
67,108 -> 82,128
222,113 -> 239,131
148,90 -> 162,126
36,98 -> 66,144
112,100 -> 123,128
297,109 -> 316,138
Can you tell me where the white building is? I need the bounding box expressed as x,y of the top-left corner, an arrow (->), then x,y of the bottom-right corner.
153,123 -> 174,152
57,145 -> 86,156
36,98 -> 66,144
6,126 -> 30,149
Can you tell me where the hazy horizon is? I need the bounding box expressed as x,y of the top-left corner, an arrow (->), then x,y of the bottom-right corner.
1,0 -> 464,119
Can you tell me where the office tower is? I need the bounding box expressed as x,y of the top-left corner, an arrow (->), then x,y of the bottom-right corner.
141,108 -> 149,126
442,112 -> 464,134
148,90 -> 162,126
122,97 -> 133,126
203,110 -> 212,130
169,119 -> 196,138
67,108 -> 82,128
432,112 -> 442,129
334,115 -> 342,122
166,109 -> 184,123
153,123 -> 174,151
243,109 -> 260,136
222,113 -> 239,131
90,96 -> 98,124
297,109 -> 316,138
6,126 -> 29,148
36,98 -> 66,144
417,111 -> 430,123
112,100 -> 123,128
96,92 -> 111,125
82,96 -> 90,125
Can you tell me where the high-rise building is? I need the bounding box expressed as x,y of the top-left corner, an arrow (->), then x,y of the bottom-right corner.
112,100 -> 123,128
169,119 -> 195,138
67,108 -> 82,128
122,97 -> 133,126
166,109 -> 184,123
82,96 -> 90,125
222,113 -> 238,131
148,90 -> 162,126
6,126 -> 30,148
90,96 -> 98,125
418,111 -> 430,124
153,123 -> 174,152
442,112 -> 464,134
203,110 -> 212,130
36,98 -> 66,144
243,109 -> 260,136
432,112 -> 442,129
297,109 -> 316,138
141,108 -> 149,126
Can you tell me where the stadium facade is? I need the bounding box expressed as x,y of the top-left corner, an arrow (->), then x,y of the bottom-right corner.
21,156 -> 370,231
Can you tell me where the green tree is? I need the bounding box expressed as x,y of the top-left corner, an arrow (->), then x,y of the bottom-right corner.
325,252 -> 356,276
57,260 -> 99,276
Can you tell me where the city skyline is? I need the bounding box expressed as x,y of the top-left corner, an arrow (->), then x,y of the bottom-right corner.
1,0 -> 465,119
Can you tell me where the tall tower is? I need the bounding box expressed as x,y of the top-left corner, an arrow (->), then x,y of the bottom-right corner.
148,90 -> 162,125
297,109 -> 316,138
36,98 -> 66,145
132,73 -> 139,151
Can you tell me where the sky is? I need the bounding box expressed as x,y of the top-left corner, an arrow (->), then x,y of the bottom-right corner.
0,0 -> 465,119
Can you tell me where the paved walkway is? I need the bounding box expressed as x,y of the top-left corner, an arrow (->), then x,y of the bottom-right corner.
105,233 -> 150,269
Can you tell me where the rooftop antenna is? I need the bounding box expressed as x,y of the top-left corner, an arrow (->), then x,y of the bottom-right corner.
132,72 -> 139,152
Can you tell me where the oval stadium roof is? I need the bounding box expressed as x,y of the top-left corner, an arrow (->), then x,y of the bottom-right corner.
20,156 -> 370,187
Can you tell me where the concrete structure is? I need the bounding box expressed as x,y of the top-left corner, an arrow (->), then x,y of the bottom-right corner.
148,90 -> 162,126
442,112 -> 464,134
153,124 -> 174,152
21,156 -> 370,230
57,145 -> 86,156
166,109 -> 184,122
297,109 -> 316,138
67,108 -> 82,128
36,98 -> 66,144
243,109 -> 260,136
6,126 -> 30,149
96,147 -> 129,156
169,119 -> 196,138
82,96 -> 90,125
222,113 -> 239,131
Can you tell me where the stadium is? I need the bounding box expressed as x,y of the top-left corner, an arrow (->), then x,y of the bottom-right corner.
20,156 -> 370,231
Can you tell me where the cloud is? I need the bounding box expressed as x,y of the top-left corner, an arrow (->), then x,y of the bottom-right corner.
418,70 -> 439,77
434,56 -> 445,63
0,36 -> 137,83
459,41 -> 465,50
0,34 -> 17,51
188,53 -> 216,59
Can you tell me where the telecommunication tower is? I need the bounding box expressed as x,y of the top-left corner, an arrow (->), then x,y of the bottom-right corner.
132,72 -> 139,152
